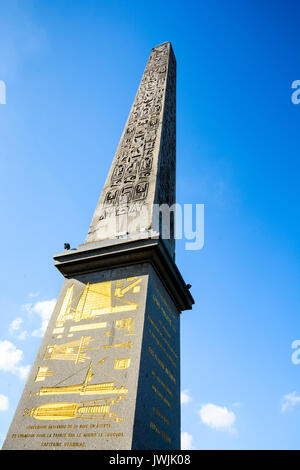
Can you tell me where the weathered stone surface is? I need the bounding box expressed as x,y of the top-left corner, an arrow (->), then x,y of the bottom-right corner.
85,42 -> 176,260
132,265 -> 181,449
3,265 -> 176,450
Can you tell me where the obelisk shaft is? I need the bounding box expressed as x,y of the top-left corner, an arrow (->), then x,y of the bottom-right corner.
85,42 -> 176,259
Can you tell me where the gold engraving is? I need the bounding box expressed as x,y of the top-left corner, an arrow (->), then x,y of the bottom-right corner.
69,321 -> 107,332
147,315 -> 178,360
114,277 -> 141,297
155,287 -> 176,320
56,281 -> 139,328
151,370 -> 173,396
151,384 -> 172,408
52,327 -> 64,335
153,294 -> 174,330
44,335 -> 133,364
114,317 -> 135,335
24,396 -> 125,422
56,285 -> 74,327
152,406 -> 170,426
98,341 -> 133,350
114,358 -> 131,370
43,336 -> 93,364
149,329 -> 176,368
33,362 -> 128,397
148,346 -> 176,384
164,367 -> 176,385
158,318 -> 171,339
34,367 -> 54,382
150,420 -> 171,443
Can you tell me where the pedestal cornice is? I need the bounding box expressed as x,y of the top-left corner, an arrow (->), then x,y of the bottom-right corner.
53,236 -> 194,312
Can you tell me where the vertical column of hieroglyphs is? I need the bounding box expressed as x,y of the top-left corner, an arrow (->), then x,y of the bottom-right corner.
4,275 -> 146,449
85,43 -> 175,256
154,44 -> 176,258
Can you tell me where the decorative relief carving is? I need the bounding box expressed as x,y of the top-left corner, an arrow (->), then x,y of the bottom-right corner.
23,277 -> 143,431
102,44 -> 169,206
87,43 -> 176,258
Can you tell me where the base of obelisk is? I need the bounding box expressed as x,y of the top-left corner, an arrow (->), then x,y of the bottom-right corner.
2,237 -> 193,450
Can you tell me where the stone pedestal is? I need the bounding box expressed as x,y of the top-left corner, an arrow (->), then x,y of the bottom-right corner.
2,238 -> 193,450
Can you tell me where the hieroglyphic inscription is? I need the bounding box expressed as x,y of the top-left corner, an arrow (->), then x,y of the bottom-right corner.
103,43 -> 169,212
86,42 -> 176,259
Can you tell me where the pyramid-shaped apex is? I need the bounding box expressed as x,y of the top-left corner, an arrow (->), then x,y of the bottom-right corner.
152,41 -> 172,50
151,42 -> 176,61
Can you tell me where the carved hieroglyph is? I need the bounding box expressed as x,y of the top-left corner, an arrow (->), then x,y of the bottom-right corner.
85,42 -> 176,258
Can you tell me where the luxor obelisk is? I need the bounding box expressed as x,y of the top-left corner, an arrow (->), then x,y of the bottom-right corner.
3,42 -> 194,450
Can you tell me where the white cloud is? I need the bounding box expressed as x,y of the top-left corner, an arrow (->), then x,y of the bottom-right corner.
0,340 -> 30,379
181,431 -> 194,450
9,317 -> 23,332
17,365 -> 30,379
181,389 -> 192,405
9,317 -> 28,340
0,394 -> 9,411
25,299 -> 56,337
198,403 -> 236,432
17,330 -> 28,341
281,391 -> 300,412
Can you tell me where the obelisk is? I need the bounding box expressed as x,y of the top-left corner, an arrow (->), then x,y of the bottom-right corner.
2,42 -> 194,450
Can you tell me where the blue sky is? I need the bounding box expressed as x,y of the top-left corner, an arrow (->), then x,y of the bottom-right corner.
0,0 -> 299,449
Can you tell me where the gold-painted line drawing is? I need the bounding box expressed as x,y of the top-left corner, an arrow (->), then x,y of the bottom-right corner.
56,285 -> 74,325
34,367 -> 54,382
43,336 -> 133,365
52,327 -> 64,335
114,278 -> 141,297
24,396 -> 126,422
55,278 -> 141,329
114,317 -> 135,336
114,358 -> 131,370
33,361 -> 128,397
43,336 -> 93,364
69,321 -> 107,332
97,341 -> 133,350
